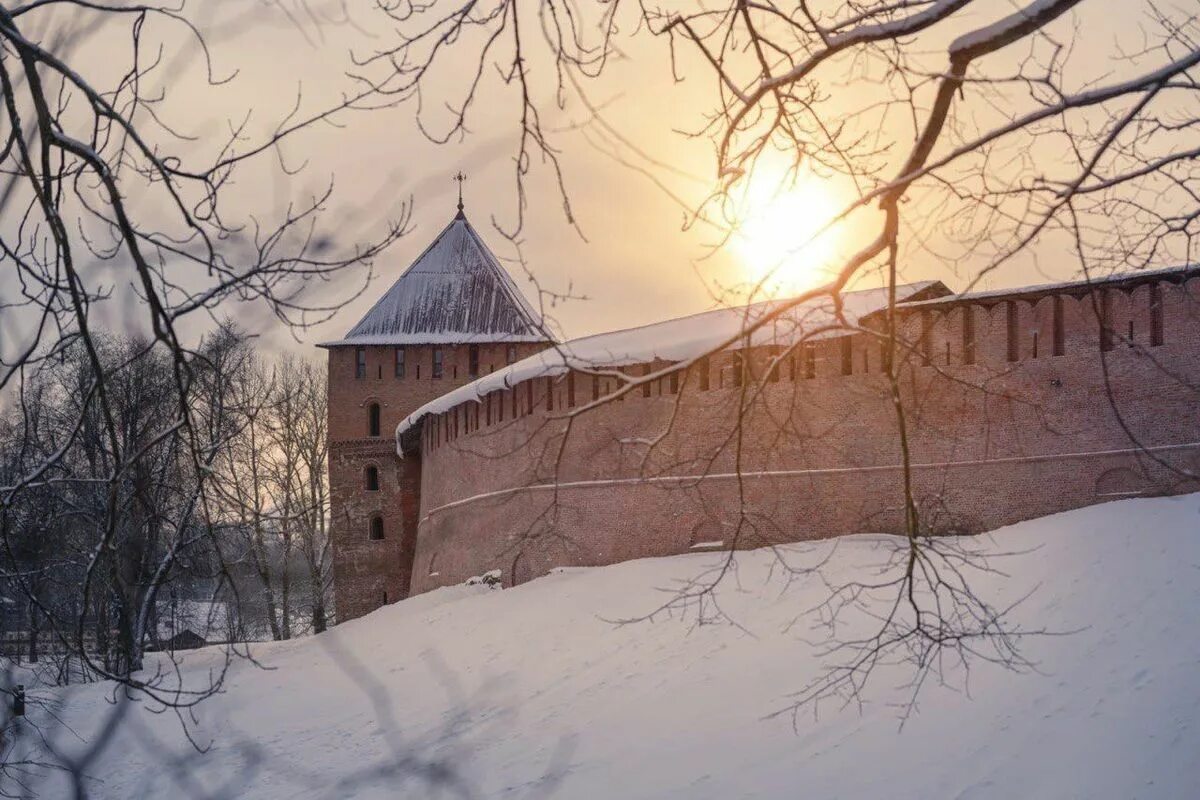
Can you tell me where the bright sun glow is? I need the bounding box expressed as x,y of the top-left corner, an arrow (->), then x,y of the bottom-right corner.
731,154 -> 847,296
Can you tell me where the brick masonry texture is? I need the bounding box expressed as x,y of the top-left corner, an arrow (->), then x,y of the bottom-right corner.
326,342 -> 545,621
329,275 -> 1200,620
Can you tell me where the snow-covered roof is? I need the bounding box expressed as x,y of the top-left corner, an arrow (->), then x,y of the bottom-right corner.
320,211 -> 554,347
395,281 -> 947,448
156,599 -> 232,642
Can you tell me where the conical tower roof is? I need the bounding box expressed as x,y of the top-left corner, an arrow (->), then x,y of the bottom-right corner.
323,212 -> 553,346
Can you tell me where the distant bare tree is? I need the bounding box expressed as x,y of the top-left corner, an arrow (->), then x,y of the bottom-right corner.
0,0 -> 407,793
274,355 -> 333,635
209,348 -> 332,640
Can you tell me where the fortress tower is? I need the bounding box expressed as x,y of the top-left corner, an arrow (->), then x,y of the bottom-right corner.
320,205 -> 553,622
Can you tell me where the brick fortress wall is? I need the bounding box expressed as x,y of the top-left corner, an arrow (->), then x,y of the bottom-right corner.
327,341 -> 547,621
406,275 -> 1200,594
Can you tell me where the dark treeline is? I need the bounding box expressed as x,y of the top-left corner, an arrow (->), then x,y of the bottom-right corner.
0,325 -> 332,684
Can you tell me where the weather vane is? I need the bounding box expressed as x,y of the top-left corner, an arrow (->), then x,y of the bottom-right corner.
453,171 -> 467,214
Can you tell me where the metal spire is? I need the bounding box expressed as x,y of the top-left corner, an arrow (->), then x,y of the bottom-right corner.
453,171 -> 467,217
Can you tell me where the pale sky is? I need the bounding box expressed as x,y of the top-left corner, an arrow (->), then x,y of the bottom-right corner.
3,1 -> 1176,359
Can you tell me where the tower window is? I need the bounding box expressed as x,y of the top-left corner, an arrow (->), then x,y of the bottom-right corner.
804,344 -> 816,378
840,337 -> 853,375
469,345 -> 480,377
365,466 -> 379,491
506,344 -> 518,364
432,348 -> 444,379
698,357 -> 710,390
368,403 -> 381,437
369,516 -> 384,541
355,348 -> 366,379
394,347 -> 405,378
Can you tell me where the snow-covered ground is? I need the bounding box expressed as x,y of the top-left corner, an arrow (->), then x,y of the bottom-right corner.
28,495 -> 1200,798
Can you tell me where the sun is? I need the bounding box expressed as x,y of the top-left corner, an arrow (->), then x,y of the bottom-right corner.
730,155 -> 847,295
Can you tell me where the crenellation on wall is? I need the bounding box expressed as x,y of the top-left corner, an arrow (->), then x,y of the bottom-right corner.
418,277 -> 1193,458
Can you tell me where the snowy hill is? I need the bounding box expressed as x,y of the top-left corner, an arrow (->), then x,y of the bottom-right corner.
33,495 -> 1200,798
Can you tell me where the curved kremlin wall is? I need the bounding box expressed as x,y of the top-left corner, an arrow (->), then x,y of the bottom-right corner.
406,275 -> 1200,594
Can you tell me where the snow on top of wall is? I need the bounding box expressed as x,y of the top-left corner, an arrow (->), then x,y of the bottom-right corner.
394,281 -> 942,446
319,212 -> 553,348
898,264 -> 1199,308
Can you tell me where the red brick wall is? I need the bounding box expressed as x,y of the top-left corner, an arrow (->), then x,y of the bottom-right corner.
407,276 -> 1200,594
327,343 -> 546,443
326,341 -> 546,621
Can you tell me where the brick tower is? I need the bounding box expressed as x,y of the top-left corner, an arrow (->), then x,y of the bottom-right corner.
321,199 -> 554,622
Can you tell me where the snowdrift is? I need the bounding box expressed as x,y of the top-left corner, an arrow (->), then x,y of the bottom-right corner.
35,494 -> 1200,798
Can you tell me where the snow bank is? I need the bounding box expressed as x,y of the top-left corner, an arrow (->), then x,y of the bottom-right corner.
29,494 -> 1200,798
393,281 -> 941,445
